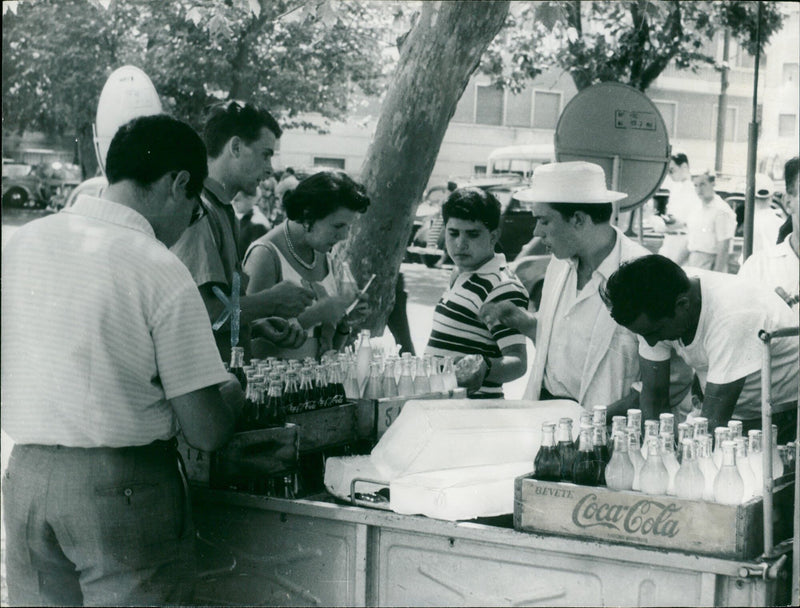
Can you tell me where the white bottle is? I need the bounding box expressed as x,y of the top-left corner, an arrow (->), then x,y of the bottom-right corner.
660,432 -> 680,495
747,430 -> 764,498
734,437 -> 756,502
674,438 -> 705,500
641,420 -> 659,460
628,429 -> 645,491
605,430 -> 635,491
428,357 -> 444,393
441,356 -> 458,392
413,356 -> 432,395
639,437 -> 669,496
714,440 -> 744,505
770,424 -> 784,479
355,329 -> 372,395
713,427 -> 730,470
697,435 -> 718,502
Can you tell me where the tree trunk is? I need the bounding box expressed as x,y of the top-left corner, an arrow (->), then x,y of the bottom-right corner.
341,0 -> 510,334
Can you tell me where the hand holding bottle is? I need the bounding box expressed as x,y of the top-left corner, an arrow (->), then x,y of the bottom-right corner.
453,354 -> 488,392
252,316 -> 306,348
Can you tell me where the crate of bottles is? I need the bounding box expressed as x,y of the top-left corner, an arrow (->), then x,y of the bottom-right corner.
513,409 -> 795,559
513,474 -> 794,559
179,424 -> 299,488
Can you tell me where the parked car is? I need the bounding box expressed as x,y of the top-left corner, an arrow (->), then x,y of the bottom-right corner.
2,161 -> 48,208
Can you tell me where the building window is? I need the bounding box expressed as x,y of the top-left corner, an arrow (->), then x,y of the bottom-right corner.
473,164 -> 487,175
505,90 -> 532,127
476,85 -> 504,126
653,100 -> 677,138
778,114 -> 797,138
712,105 -> 737,141
783,62 -> 799,85
532,91 -> 561,129
313,157 -> 345,170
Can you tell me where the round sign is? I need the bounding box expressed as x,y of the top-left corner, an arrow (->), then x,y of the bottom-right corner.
94,66 -> 162,172
555,82 -> 671,212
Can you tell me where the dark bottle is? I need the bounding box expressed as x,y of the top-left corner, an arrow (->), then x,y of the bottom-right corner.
313,365 -> 328,409
298,367 -> 315,413
592,422 -> 609,485
533,422 -> 561,481
283,371 -> 300,415
573,424 -> 601,486
229,346 -> 247,390
327,362 -> 346,407
265,373 -> 285,425
556,417 -> 577,482
240,371 -> 262,431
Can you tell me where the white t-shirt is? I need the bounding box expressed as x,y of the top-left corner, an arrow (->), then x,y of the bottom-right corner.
686,195 -> 737,254
738,238 -> 799,311
638,268 -> 798,420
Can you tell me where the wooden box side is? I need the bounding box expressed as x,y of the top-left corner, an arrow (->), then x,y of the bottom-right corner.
515,476 -> 748,557
286,401 -> 357,452
738,479 -> 795,557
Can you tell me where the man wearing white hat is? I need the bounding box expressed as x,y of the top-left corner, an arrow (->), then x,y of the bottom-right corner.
482,161 -> 650,413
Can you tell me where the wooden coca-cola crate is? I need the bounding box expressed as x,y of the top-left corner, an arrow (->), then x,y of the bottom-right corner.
178,424 -> 299,487
286,400 -> 359,452
514,474 -> 794,559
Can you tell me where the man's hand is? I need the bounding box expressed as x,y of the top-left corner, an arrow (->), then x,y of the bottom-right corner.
261,281 -> 315,317
252,317 -> 307,349
453,354 -> 488,393
480,301 -> 536,337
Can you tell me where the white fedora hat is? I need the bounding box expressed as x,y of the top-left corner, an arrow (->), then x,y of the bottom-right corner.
515,161 -> 627,204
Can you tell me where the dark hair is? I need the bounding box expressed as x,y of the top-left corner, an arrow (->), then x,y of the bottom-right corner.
284,170 -> 370,224
785,156 -> 799,196
671,153 -> 689,167
446,180 -> 457,192
203,100 -> 282,158
601,255 -> 691,326
550,202 -> 613,224
695,171 -> 715,185
284,167 -> 295,176
105,114 -> 207,199
442,187 -> 501,231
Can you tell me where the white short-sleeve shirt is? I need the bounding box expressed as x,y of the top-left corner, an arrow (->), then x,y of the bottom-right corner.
686,195 -> 737,254
1,195 -> 230,447
738,239 -> 799,311
638,268 -> 798,420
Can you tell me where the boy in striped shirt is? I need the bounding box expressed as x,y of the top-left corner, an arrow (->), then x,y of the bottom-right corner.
425,187 -> 528,398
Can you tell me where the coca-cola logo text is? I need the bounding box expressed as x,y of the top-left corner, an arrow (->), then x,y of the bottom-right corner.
571,493 -> 681,538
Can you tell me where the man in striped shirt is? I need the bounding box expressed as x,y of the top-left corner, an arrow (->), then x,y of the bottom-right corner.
2,115 -> 244,605
425,187 -> 528,398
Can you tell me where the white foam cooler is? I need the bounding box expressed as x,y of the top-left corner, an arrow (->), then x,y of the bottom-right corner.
324,398 -> 584,520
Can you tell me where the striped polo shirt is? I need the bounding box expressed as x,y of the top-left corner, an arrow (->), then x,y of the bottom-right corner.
1,195 -> 230,448
425,254 -> 529,397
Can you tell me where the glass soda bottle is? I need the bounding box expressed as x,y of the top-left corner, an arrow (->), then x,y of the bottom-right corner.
608,415 -> 627,459
313,365 -> 328,408
572,425 -> 601,486
229,346 -> 247,389
592,423 -> 609,485
283,371 -> 300,415
734,437 -> 756,501
714,440 -> 744,505
382,357 -> 399,398
713,427 -> 730,470
397,355 -> 416,397
574,411 -> 592,450
441,356 -> 458,392
660,431 -> 680,495
639,437 -> 669,495
298,367 -> 315,413
533,422 -> 561,481
674,438 -> 704,500
727,419 -> 743,441
240,370 -> 260,431
697,435 -> 718,501
641,420 -> 659,460
428,357 -> 444,393
676,422 -> 691,464
265,373 -> 285,425
605,429 -> 634,491
769,424 -> 784,479
629,428 -> 646,491
413,356 -> 432,395
556,417 -> 577,482
363,361 -> 383,400
343,358 -> 360,400
747,429 -> 764,498
355,329 -> 372,395
327,362 -> 346,406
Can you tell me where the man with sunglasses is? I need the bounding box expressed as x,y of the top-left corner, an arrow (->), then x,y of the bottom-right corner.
172,100 -> 314,360
2,115 -> 246,605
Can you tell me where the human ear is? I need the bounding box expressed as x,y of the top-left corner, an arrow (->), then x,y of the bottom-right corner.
171,170 -> 190,200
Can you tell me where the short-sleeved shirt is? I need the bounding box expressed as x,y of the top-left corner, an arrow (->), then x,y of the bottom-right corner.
425,254 -> 529,398
638,268 -> 798,420
738,238 -> 799,311
1,195 -> 230,448
686,195 -> 736,254
171,177 -> 246,359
